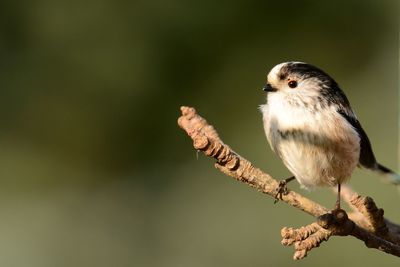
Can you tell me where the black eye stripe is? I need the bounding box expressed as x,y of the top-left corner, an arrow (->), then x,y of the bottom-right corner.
288,80 -> 297,88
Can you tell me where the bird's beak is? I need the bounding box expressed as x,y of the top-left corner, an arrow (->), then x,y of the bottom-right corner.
263,84 -> 277,92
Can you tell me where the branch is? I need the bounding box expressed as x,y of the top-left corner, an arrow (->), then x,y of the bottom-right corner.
178,106 -> 400,260
178,106 -> 328,217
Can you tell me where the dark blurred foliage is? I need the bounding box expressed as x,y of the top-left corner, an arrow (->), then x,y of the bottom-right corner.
0,0 -> 398,266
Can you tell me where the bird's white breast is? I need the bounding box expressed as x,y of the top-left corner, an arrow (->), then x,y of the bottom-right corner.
260,93 -> 360,189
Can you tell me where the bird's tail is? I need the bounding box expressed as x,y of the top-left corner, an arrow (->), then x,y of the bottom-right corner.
376,163 -> 400,185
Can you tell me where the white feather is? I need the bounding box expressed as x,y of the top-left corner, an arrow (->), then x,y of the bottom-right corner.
260,71 -> 361,189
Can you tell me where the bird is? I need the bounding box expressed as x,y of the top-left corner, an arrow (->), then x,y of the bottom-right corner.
259,61 -> 400,210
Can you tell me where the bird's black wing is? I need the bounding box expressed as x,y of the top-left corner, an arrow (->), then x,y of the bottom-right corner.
337,109 -> 377,169
338,108 -> 400,186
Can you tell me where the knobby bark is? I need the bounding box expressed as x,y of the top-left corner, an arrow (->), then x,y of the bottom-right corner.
177,106 -> 400,260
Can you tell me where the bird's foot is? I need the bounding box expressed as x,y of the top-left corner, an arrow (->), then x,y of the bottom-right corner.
274,180 -> 290,204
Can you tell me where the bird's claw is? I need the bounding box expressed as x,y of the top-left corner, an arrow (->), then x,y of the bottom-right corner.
274,180 -> 289,204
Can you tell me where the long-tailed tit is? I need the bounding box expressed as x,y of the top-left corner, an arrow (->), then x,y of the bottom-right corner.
260,61 -> 400,209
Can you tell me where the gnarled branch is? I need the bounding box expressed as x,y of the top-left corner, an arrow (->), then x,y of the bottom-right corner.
178,106 -> 400,260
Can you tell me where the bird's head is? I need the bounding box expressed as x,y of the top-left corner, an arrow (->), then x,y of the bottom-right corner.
263,62 -> 337,97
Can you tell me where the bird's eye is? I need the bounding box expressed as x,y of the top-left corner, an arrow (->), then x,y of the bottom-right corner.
288,80 -> 297,88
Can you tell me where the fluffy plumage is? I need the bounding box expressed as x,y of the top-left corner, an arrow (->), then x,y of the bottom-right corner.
260,62 -> 399,191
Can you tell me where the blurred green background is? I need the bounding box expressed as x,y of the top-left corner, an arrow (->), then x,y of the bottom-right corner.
0,0 -> 398,266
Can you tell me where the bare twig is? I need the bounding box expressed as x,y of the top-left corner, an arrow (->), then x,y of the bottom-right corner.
341,185 -> 400,244
178,106 -> 400,260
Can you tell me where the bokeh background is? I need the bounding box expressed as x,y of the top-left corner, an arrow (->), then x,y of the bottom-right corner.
0,0 -> 398,266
